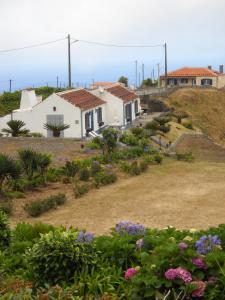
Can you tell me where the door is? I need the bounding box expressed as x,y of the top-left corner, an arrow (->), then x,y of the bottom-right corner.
125,103 -> 132,123
46,114 -> 64,137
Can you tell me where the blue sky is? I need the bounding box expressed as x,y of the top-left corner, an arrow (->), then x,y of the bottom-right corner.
0,0 -> 225,92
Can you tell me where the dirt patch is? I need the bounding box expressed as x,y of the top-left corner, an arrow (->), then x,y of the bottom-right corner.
10,160 -> 225,235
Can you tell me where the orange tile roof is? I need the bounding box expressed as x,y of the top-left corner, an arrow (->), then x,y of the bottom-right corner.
106,85 -> 138,103
58,89 -> 105,110
161,67 -> 218,78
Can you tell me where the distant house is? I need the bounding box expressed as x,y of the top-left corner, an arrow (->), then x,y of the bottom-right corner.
160,66 -> 225,88
91,81 -> 125,89
0,89 -> 106,138
92,84 -> 141,126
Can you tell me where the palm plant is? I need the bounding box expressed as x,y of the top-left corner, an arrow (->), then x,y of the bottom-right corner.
18,149 -> 39,180
43,123 -> 70,137
2,120 -> 30,137
0,154 -> 21,193
36,153 -> 52,183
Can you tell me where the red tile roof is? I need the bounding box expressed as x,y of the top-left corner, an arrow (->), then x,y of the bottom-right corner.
58,89 -> 105,110
161,67 -> 218,78
106,85 -> 138,103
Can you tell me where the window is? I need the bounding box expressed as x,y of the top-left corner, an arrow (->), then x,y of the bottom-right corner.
180,78 -> 188,84
85,111 -> 94,131
134,100 -> 138,114
97,107 -> 102,124
53,106 -> 56,112
201,79 -> 213,86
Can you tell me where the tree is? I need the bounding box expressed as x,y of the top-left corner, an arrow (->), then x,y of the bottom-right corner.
141,78 -> 154,87
0,154 -> 21,193
43,123 -> 70,137
118,76 -> 128,87
102,127 -> 118,155
2,120 -> 30,137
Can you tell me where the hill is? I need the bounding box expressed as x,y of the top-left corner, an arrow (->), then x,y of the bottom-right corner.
165,88 -> 225,145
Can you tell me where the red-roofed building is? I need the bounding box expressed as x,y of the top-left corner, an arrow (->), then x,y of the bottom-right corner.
92,84 -> 141,126
160,66 -> 225,88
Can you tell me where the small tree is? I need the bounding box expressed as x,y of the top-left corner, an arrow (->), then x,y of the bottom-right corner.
2,120 -> 29,137
43,123 -> 70,137
118,76 -> 128,87
102,128 -> 118,155
0,154 -> 21,193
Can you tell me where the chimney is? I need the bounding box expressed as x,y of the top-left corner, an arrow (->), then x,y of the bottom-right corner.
219,64 -> 224,74
208,65 -> 212,70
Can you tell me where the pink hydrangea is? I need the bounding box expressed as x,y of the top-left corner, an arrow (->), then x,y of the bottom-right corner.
191,281 -> 206,297
125,268 -> 138,280
178,242 -> 188,250
165,267 -> 192,283
192,257 -> 207,269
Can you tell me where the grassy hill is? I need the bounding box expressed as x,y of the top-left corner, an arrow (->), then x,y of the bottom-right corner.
165,88 -> 225,145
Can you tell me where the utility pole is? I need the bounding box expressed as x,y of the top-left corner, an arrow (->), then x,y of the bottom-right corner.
135,60 -> 138,89
142,63 -> 145,83
157,63 -> 160,87
56,76 -> 59,88
164,42 -> 168,88
68,34 -> 72,88
152,68 -> 155,82
9,79 -> 12,92
138,72 -> 141,87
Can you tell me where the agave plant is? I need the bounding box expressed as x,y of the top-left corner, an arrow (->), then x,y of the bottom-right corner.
0,154 -> 21,193
2,120 -> 30,137
43,123 -> 70,137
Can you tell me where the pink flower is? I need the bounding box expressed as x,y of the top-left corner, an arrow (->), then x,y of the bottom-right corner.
178,242 -> 188,250
165,267 -> 192,283
125,268 -> 138,280
208,276 -> 218,285
191,281 -> 206,297
165,268 -> 178,280
176,267 -> 192,283
192,257 -> 207,269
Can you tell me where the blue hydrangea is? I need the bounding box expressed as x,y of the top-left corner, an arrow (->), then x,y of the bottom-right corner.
76,231 -> 94,243
195,235 -> 221,255
115,221 -> 145,236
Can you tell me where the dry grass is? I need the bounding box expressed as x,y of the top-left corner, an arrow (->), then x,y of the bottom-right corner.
166,88 -> 225,145
10,159 -> 225,235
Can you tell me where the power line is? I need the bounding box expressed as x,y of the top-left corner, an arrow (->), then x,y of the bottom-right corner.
71,37 -> 163,48
0,37 -> 67,53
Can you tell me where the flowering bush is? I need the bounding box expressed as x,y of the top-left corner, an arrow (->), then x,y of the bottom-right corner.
115,221 -> 146,236
195,235 -> 221,254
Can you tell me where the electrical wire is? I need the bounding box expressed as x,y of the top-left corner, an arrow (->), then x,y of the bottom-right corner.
0,37 -> 67,53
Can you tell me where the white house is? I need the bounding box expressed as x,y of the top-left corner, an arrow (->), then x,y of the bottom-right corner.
0,88 -> 106,138
92,84 -> 141,127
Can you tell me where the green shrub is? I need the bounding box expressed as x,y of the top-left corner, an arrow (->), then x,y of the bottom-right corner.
63,160 -> 80,178
154,116 -> 171,126
183,121 -> 194,130
145,120 -> 159,130
9,178 -> 31,192
87,137 -> 102,149
0,154 -> 21,193
46,167 -> 63,182
130,127 -> 147,139
3,191 -> 25,199
26,230 -> 96,286
90,160 -> 102,176
119,133 -> 139,146
79,167 -> 90,181
30,132 -> 44,137
176,152 -> 194,162
154,154 -> 163,164
74,182 -> 89,198
0,201 -> 12,216
139,160 -> 149,172
94,170 -> 117,188
0,211 -> 11,249
159,124 -> 171,133
24,193 -> 66,217
130,161 -> 141,176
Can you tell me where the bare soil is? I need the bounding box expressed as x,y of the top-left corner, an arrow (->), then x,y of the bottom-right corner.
10,160 -> 225,235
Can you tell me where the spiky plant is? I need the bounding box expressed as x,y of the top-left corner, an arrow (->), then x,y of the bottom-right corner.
18,149 -> 39,180
0,154 -> 21,193
43,123 -> 70,137
2,120 -> 30,137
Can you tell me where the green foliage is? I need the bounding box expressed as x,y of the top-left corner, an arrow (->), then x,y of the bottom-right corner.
0,211 -> 11,249
90,160 -> 102,176
159,124 -> 171,133
0,200 -> 12,215
0,154 -> 21,192
118,76 -> 128,86
153,154 -> 163,164
0,91 -> 21,117
94,170 -> 117,188
29,132 -> 44,137
63,160 -> 80,178
26,230 -> 97,286
183,121 -> 194,130
87,137 -> 102,149
144,120 -> 159,131
2,120 -> 29,137
102,128 -> 118,155
24,193 -> 66,217
130,127 -> 147,139
79,167 -> 90,181
43,123 -> 70,137
120,132 -> 139,146
154,116 -> 171,126
176,152 -> 194,162
74,182 -> 89,198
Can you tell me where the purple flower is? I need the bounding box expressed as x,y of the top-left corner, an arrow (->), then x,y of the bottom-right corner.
115,221 -> 145,236
192,257 -> 207,269
165,268 -> 178,280
76,231 -> 94,243
178,242 -> 188,250
165,267 -> 192,283
191,281 -> 206,297
195,235 -> 221,255
136,238 -> 144,249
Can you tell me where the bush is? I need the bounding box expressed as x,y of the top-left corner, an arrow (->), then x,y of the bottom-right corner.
26,230 -> 96,286
176,152 -> 194,162
139,160 -> 149,172
130,127 -> 147,139
145,120 -> 159,131
154,154 -> 163,164
30,132 -> 43,137
63,160 -> 80,178
0,201 -> 12,216
46,167 -> 63,182
121,161 -> 141,176
3,191 -> 25,199
24,193 -> 66,217
154,116 -> 171,126
183,121 -> 194,130
90,160 -> 102,176
159,124 -> 171,133
79,167 -> 90,181
87,137 -> 102,149
94,170 -> 117,188
119,133 -> 139,146
0,211 -> 10,249
74,182 -> 89,198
